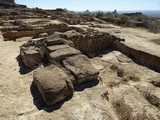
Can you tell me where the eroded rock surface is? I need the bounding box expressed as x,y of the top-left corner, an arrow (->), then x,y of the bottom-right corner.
20,39 -> 46,68
33,66 -> 74,106
63,54 -> 99,84
0,31 -> 4,42
109,85 -> 160,120
49,47 -> 81,62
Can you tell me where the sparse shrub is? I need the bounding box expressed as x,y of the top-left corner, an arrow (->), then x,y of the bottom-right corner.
119,15 -> 129,24
96,11 -> 105,18
135,15 -> 147,21
142,20 -> 150,28
94,11 -> 160,33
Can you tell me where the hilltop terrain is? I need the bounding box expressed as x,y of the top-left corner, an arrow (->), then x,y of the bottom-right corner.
0,1 -> 160,120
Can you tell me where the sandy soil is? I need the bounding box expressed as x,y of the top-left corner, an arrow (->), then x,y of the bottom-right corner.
0,41 -> 34,119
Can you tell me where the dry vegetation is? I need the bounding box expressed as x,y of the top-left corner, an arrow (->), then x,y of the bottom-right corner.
85,11 -> 160,33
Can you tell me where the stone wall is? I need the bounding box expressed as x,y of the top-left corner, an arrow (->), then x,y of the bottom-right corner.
66,32 -> 123,56
114,41 -> 160,71
2,22 -> 69,40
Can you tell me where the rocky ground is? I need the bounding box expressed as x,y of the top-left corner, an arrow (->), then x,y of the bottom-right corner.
0,31 -> 160,120
0,1 -> 160,120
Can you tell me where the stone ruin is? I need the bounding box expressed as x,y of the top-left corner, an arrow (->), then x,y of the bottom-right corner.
0,2 -> 160,119
19,24 -> 123,105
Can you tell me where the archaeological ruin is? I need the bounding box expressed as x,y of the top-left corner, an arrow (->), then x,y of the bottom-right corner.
0,1 -> 160,120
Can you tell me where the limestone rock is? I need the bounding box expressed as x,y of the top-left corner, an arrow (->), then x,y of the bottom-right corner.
20,48 -> 42,68
47,37 -> 74,47
134,82 -> 160,110
63,54 -> 99,85
46,44 -> 70,53
2,22 -> 13,26
2,20 -> 69,40
150,75 -> 160,87
52,31 -> 67,38
15,36 -> 33,42
109,84 -> 160,120
0,31 -> 4,42
3,30 -> 34,40
49,47 -> 81,62
33,66 -> 74,106
46,38 -> 69,46
20,39 -> 46,68
38,33 -> 48,38
64,30 -> 80,38
14,19 -> 24,26
65,31 -> 117,56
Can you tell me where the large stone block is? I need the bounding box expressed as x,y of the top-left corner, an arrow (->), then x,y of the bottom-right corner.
63,54 -> 99,85
46,38 -> 68,46
49,47 -> 81,62
46,44 -> 70,53
20,49 -> 42,68
33,66 -> 74,106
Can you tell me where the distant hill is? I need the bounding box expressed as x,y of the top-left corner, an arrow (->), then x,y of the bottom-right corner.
118,10 -> 160,18
0,0 -> 14,3
142,10 -> 160,18
94,10 -> 160,33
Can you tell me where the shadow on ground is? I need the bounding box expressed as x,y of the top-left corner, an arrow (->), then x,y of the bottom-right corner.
30,82 -> 73,112
16,55 -> 35,75
150,39 -> 160,45
74,79 -> 99,91
30,79 -> 99,112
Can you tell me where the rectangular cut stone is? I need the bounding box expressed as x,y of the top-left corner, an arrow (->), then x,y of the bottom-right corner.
20,49 -> 41,68
47,44 -> 70,53
63,54 -> 99,85
46,38 -> 68,46
49,47 -> 81,62
33,66 -> 74,106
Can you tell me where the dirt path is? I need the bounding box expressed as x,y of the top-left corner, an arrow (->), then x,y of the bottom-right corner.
0,41 -> 35,119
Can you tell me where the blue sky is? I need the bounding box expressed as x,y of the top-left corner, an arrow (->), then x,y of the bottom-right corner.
15,0 -> 160,11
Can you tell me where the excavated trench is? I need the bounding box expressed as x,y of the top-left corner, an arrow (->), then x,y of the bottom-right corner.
67,32 -> 160,72
113,41 -> 160,72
